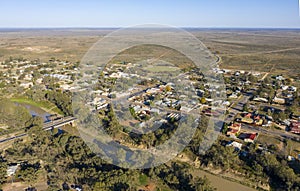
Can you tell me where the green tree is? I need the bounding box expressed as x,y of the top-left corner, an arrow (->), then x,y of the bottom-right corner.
0,156 -> 7,187
193,176 -> 216,191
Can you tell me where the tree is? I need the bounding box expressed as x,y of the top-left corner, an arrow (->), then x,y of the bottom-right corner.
17,162 -> 41,185
0,99 -> 32,130
221,123 -> 228,135
248,74 -> 258,83
243,103 -> 249,112
193,176 -> 216,191
200,97 -> 206,104
165,85 -> 172,92
0,156 -> 7,187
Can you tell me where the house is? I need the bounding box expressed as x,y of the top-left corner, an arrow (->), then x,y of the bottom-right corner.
226,141 -> 243,150
255,119 -> 264,126
290,121 -> 300,134
7,164 -> 19,176
243,133 -> 258,143
226,123 -> 241,136
229,93 -> 238,99
167,113 -> 181,121
281,85 -> 289,91
223,101 -> 231,107
276,75 -> 285,81
245,113 -> 252,118
241,117 -> 254,124
253,97 -> 268,103
288,156 -> 295,161
273,97 -> 285,105
289,86 -> 297,92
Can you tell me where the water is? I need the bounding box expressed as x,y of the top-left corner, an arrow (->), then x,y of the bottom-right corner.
16,103 -> 52,122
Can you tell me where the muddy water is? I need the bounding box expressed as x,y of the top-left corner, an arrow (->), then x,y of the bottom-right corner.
17,103 -> 51,122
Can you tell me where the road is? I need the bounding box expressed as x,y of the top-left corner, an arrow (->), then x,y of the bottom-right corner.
225,93 -> 252,123
222,92 -> 300,140
0,116 -> 76,144
241,123 -> 300,141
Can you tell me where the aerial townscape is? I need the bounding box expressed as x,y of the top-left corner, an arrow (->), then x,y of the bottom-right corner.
1,1 -> 300,191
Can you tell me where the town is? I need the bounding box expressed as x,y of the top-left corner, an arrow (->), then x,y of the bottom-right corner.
0,55 -> 300,190
1,56 -> 300,155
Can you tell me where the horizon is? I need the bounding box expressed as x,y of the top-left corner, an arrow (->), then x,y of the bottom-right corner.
0,0 -> 299,28
1,27 -> 300,30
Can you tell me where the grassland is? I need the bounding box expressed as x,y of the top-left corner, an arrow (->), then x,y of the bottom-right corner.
196,30 -> 300,78
144,65 -> 180,72
1,29 -> 299,76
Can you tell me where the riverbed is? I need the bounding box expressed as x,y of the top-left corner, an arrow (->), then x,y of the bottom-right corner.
16,103 -> 52,122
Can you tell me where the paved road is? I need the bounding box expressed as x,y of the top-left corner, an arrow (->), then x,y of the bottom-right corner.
43,116 -> 76,130
0,133 -> 27,143
241,123 -> 300,140
222,92 -> 300,140
225,93 -> 252,123
0,116 -> 76,144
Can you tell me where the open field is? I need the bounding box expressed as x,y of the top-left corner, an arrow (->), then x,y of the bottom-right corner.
144,65 -> 179,72
195,29 -> 300,78
1,29 -> 299,78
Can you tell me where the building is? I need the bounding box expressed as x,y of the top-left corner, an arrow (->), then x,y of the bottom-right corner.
273,97 -> 285,105
241,117 -> 254,124
255,119 -> 264,126
226,123 -> 241,136
226,141 -> 243,150
290,121 -> 300,134
7,164 -> 19,176
253,97 -> 268,103
243,133 -> 258,143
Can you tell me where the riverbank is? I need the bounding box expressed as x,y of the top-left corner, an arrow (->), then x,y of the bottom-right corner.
191,168 -> 257,191
175,153 -> 268,191
10,97 -> 64,116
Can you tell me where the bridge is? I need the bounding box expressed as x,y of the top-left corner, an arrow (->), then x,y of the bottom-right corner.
0,116 -> 77,144
42,116 -> 77,131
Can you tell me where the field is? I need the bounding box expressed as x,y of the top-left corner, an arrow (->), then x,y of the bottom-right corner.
144,65 -> 180,72
1,29 -> 300,78
196,29 -> 300,78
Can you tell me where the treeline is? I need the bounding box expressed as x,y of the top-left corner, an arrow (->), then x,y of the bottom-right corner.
0,99 -> 43,133
1,125 -> 215,191
25,87 -> 73,116
199,141 -> 300,190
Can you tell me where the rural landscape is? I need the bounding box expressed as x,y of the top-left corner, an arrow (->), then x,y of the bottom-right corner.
0,28 -> 299,191
0,1 -> 300,191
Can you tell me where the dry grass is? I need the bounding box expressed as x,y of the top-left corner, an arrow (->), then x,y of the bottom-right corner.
196,30 -> 300,77
1,29 -> 300,77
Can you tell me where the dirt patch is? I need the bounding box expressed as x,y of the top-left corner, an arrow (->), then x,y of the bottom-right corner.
2,181 -> 48,191
21,46 -> 61,53
138,182 -> 156,191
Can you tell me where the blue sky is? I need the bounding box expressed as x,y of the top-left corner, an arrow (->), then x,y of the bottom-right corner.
0,0 -> 299,28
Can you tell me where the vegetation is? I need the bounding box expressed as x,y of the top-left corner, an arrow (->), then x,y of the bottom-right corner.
0,99 -> 32,131
1,125 -> 215,190
199,140 -> 300,190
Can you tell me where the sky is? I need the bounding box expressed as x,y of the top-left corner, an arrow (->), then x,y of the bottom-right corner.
0,0 -> 299,28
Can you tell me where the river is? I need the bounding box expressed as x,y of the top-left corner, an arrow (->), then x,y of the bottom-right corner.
14,103 -> 257,190
16,103 -> 52,122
